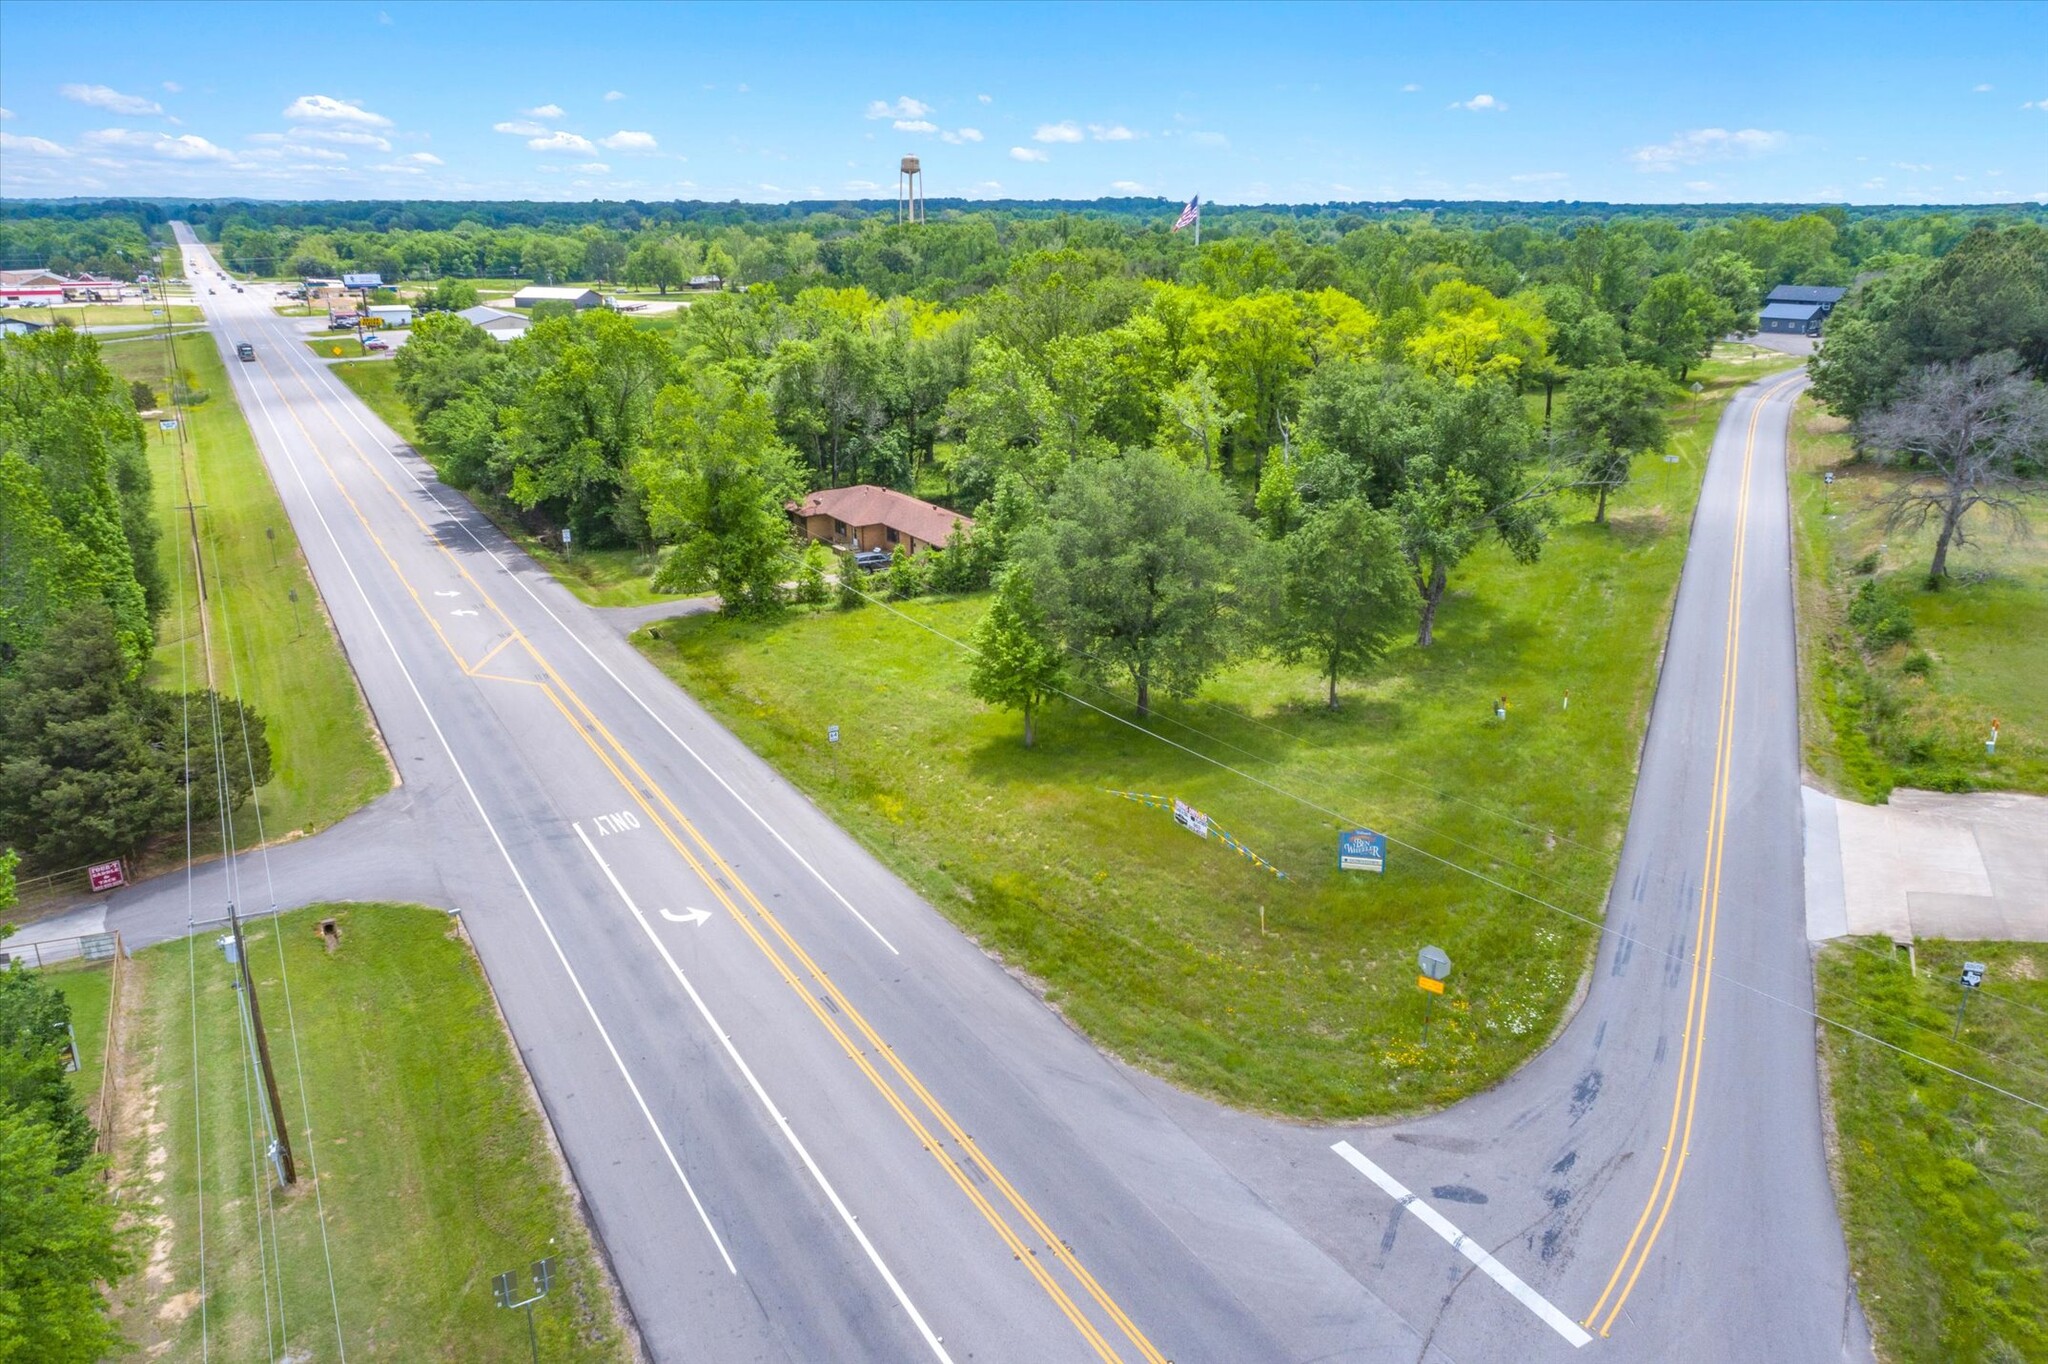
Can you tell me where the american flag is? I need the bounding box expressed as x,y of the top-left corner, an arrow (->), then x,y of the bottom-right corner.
1172,195 -> 1200,232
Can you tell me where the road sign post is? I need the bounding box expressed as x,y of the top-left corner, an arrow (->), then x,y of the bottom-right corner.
1954,960 -> 1986,1039
1417,946 -> 1452,1045
493,1253 -> 558,1364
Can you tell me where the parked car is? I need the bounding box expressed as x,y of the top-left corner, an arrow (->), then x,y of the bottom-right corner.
853,548 -> 894,573
362,336 -> 389,351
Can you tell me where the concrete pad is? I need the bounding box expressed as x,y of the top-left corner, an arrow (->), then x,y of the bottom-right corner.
1814,786 -> 2048,943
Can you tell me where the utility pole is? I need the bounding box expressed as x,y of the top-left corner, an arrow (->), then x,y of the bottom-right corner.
178,404 -> 296,1184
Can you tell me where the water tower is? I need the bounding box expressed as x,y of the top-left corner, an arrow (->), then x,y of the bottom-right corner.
898,155 -> 925,225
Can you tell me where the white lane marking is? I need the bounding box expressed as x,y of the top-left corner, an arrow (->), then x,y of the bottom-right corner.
572,823 -> 954,1364
1332,1140 -> 1590,1349
660,906 -> 712,927
451,609 -> 479,617
289,352 -> 902,956
434,590 -> 460,598
220,268 -> 738,1276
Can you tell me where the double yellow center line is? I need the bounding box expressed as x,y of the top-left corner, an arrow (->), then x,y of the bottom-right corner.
1581,372 -> 1803,1337
242,311 -> 1164,1363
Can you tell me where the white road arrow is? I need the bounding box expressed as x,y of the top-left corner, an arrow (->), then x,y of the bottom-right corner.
434,590 -> 460,597
451,609 -> 480,617
660,907 -> 712,928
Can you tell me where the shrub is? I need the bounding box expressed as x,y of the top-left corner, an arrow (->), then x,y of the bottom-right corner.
128,378 -> 156,411
886,545 -> 925,600
1852,549 -> 1882,575
793,542 -> 831,606
835,552 -> 867,610
1900,650 -> 1933,677
1848,578 -> 1915,650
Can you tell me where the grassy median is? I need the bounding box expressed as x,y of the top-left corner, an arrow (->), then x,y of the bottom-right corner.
1,303 -> 204,326
632,351 -> 1797,1118
1817,938 -> 2047,1364
111,903 -> 630,1364
1790,396 -> 2048,798
106,331 -> 392,859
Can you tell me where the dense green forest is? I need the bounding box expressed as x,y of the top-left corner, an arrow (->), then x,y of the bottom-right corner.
0,329 -> 271,875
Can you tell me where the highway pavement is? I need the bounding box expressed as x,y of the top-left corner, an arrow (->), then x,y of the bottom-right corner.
127,229 -> 1869,1362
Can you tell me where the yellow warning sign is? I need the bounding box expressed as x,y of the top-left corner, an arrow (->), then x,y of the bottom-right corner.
1417,975 -> 1445,995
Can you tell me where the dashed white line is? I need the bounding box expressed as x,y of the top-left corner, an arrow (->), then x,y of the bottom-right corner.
1332,1140 -> 1590,1348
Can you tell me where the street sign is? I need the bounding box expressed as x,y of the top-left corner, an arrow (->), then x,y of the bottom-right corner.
159,418 -> 178,431
532,1257 -> 556,1295
1416,975 -> 1445,995
1960,961 -> 1986,989
827,724 -> 840,744
492,1271 -> 516,1308
1339,829 -> 1386,873
560,527 -> 573,545
87,859 -> 126,893
1418,945 -> 1452,981
1172,798 -> 1211,839
1823,471 -> 1835,486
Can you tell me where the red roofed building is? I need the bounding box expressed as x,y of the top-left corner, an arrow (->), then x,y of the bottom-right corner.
789,484 -> 973,556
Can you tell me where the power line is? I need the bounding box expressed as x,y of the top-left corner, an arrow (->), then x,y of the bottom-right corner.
205,494 -> 349,1360
843,584 -> 2046,1113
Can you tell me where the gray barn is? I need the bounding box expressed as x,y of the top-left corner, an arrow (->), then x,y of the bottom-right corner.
1759,301 -> 1825,336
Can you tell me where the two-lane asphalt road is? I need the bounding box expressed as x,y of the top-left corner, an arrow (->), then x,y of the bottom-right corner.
144,228 -> 1869,1363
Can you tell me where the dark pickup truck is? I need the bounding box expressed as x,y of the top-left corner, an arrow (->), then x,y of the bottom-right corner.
236,343 -> 255,361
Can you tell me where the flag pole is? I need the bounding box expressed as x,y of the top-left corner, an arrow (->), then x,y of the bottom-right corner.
1194,195 -> 1200,248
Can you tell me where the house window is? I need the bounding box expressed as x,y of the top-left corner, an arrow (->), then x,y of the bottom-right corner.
886,528 -> 900,544
833,520 -> 845,534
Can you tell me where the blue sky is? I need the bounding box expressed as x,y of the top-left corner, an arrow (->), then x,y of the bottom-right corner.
2,0 -> 2042,205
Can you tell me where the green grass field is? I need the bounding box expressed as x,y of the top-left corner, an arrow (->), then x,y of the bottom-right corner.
1790,397 -> 2048,797
631,349 -> 1798,1118
45,957 -> 117,1118
331,362 -> 681,608
1817,938 -> 2047,1364
105,332 -> 392,861
112,903 -> 629,1363
2,303 -> 204,326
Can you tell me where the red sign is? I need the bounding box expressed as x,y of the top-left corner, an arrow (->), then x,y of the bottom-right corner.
87,860 -> 126,893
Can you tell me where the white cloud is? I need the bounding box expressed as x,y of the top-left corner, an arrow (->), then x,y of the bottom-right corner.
575,161 -> 611,173
1893,161 -> 1934,172
844,179 -> 881,192
402,151 -> 444,165
1401,83 -> 1421,93
0,107 -> 12,120
1009,146 -> 1049,163
1974,83 -> 1993,93
283,94 -> 392,127
1510,170 -> 1567,183
1190,130 -> 1230,148
163,81 -> 183,94
0,130 -> 71,157
1110,179 -> 1150,193
1033,121 -> 1083,143
940,127 -> 983,144
377,9 -> 392,22
1863,177 -> 1887,190
494,120 -> 548,136
1450,93 -> 1505,112
894,119 -> 938,133
529,130 -> 597,153
83,127 -> 238,161
525,103 -> 565,118
975,180 -> 1002,191
61,84 -> 164,116
1683,180 -> 1718,192
978,94 -> 993,104
293,128 -> 390,150
1630,127 -> 1787,171
370,161 -> 426,175
865,96 -> 931,120
1089,123 -> 1136,141
598,129 -> 657,151
2026,99 -> 2048,111
604,90 -> 626,101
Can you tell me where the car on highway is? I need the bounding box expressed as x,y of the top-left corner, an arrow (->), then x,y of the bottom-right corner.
236,343 -> 255,361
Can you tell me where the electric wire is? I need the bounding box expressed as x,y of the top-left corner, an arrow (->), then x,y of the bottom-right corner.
843,582 -> 2047,1114
206,506 -> 349,1361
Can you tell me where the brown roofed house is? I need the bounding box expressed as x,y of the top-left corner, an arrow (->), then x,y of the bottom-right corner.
789,485 -> 973,556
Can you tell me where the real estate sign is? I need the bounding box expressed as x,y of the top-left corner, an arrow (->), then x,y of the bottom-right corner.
88,859 -> 126,892
1339,829 -> 1386,873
